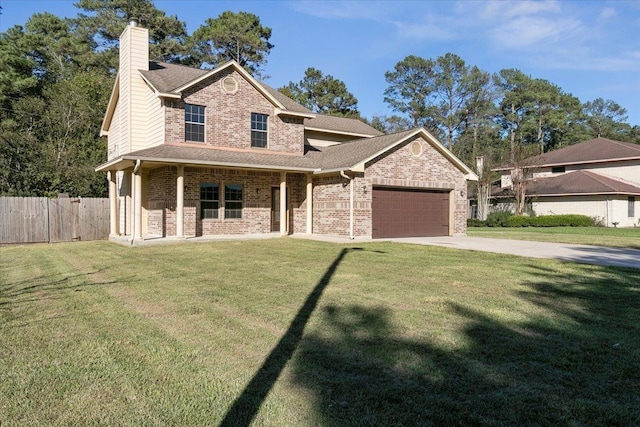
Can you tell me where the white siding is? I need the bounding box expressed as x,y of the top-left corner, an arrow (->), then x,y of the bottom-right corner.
145,86 -> 164,147
532,195 -> 639,227
107,99 -> 121,160
118,25 -> 149,154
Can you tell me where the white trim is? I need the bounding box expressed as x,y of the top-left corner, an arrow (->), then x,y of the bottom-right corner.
274,108 -> 315,119
304,126 -> 377,138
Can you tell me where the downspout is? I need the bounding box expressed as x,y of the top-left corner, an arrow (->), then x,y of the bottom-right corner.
340,170 -> 354,240
130,159 -> 141,245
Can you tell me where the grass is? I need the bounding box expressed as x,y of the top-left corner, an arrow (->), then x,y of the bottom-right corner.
1,238 -> 639,426
468,226 -> 640,249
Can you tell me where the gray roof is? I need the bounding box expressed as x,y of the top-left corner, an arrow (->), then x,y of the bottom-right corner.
97,128 -> 477,178
139,61 -> 380,137
140,62 -> 208,93
528,170 -> 640,196
496,137 -> 640,170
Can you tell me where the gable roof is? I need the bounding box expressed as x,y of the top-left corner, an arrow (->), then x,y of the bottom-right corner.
527,170 -> 640,196
137,61 -> 380,137
495,138 -> 640,171
97,127 -> 478,180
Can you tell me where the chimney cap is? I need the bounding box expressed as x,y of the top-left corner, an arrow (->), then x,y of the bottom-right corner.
129,17 -> 138,27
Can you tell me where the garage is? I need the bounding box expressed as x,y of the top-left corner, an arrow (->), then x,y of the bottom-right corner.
372,187 -> 450,238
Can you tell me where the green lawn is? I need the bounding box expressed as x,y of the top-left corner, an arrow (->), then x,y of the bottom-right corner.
1,239 -> 639,426
468,226 -> 640,249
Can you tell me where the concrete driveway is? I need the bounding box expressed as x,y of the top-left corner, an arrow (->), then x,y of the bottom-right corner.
381,236 -> 640,270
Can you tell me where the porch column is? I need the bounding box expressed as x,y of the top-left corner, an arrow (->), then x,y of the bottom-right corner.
108,170 -> 118,236
176,165 -> 184,238
126,171 -> 132,235
306,173 -> 313,234
280,172 -> 287,235
133,164 -> 142,240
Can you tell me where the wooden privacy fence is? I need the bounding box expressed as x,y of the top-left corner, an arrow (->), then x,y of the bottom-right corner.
0,197 -> 109,244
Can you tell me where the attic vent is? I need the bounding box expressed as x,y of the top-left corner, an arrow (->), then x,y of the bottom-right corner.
221,76 -> 238,94
411,141 -> 423,157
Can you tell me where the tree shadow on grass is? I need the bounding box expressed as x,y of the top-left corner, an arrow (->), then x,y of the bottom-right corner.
288,263 -> 640,425
0,269 -> 116,327
219,247 -> 368,427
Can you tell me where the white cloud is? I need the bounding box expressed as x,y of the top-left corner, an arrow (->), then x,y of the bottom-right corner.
598,7 -> 617,21
288,0 -> 391,21
393,20 -> 456,41
479,0 -> 560,19
489,16 -> 583,49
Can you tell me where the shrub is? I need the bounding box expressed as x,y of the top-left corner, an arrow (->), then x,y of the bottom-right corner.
505,214 -> 595,227
467,218 -> 487,227
485,211 -> 512,227
506,215 -> 533,227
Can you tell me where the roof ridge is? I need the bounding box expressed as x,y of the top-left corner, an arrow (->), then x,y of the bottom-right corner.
605,138 -> 640,152
581,170 -> 623,191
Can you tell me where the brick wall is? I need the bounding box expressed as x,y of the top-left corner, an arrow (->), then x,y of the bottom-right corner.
146,166 -> 306,237
312,135 -> 470,237
164,68 -> 305,155
365,136 -> 468,235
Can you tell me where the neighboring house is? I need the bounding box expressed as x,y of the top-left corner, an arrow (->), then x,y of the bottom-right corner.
493,137 -> 640,227
96,22 -> 478,241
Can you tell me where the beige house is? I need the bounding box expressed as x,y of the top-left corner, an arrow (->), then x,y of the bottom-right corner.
494,137 -> 640,227
96,22 -> 478,242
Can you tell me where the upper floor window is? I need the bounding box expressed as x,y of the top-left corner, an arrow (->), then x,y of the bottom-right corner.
185,104 -> 205,142
251,112 -> 268,148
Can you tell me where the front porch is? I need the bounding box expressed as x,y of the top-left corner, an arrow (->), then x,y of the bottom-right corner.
106,164 -> 315,241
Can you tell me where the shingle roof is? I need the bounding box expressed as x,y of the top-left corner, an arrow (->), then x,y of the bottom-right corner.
528,170 -> 640,196
304,114 -> 383,137
140,62 -> 208,93
140,61 -> 381,137
97,128 -> 477,178
315,129 -> 417,170
496,138 -> 640,170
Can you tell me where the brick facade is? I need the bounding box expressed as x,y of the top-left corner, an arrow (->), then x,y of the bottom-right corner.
143,136 -> 469,238
146,166 -> 306,237
311,136 -> 469,237
164,68 -> 305,155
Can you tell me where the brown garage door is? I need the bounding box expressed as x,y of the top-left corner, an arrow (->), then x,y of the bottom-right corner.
372,187 -> 449,238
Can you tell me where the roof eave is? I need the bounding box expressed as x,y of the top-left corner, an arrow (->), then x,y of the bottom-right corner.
304,126 -> 378,139
275,108 -> 315,119
97,154 -> 318,174
100,74 -> 120,135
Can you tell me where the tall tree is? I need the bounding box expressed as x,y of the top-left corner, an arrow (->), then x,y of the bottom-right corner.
74,0 -> 188,69
583,98 -> 629,139
494,68 -> 534,163
368,115 -> 412,134
383,55 -> 439,134
190,11 -> 273,76
281,67 -> 359,118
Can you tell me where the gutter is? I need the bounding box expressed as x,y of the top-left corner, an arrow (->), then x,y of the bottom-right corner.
340,170 -> 354,240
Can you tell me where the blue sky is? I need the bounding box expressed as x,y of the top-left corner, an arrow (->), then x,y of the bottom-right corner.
1,0 -> 639,127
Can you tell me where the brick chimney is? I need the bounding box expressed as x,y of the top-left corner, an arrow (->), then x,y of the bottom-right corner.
118,20 -> 149,154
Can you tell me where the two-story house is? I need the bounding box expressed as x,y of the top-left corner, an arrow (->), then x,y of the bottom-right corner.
96,21 -> 477,242
494,137 -> 640,227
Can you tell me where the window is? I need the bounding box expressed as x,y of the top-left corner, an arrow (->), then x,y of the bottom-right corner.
200,183 -> 219,219
224,184 -> 243,219
551,166 -> 565,174
629,196 -> 636,218
185,104 -> 205,142
251,113 -> 268,148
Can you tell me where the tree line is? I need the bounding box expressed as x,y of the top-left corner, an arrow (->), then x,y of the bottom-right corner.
1,0 -> 638,197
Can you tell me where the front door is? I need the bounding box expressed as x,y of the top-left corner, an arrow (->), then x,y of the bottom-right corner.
271,187 -> 289,232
